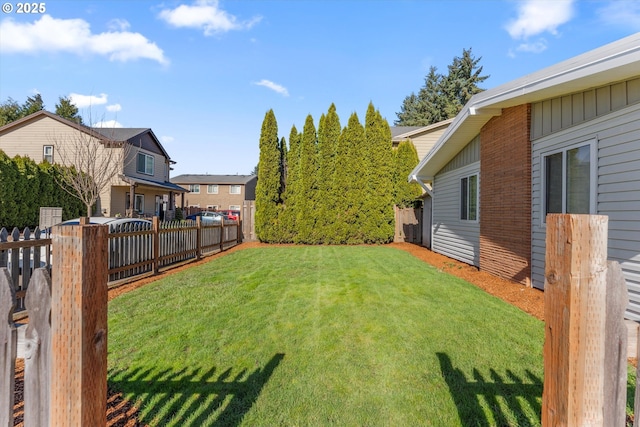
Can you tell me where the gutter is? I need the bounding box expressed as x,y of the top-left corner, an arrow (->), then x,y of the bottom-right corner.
409,174 -> 433,198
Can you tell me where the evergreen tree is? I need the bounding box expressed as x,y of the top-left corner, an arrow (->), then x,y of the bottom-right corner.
394,140 -> 423,208
363,103 -> 395,243
294,115 -> 318,243
0,98 -> 22,126
395,48 -> 489,126
316,104 -> 341,241
280,125 -> 300,242
55,96 -> 84,124
255,110 -> 281,242
21,94 -> 45,117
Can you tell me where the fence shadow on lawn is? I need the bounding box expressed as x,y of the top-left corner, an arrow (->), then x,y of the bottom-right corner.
436,353 -> 543,426
108,353 -> 285,426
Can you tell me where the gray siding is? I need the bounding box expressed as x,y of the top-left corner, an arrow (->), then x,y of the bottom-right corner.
439,135 -> 480,174
432,161 -> 480,266
532,102 -> 640,319
531,77 -> 640,140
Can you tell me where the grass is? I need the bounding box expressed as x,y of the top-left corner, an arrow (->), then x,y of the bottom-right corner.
108,245 -> 547,426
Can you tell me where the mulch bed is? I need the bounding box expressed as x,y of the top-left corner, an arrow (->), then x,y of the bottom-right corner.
13,241 -> 548,426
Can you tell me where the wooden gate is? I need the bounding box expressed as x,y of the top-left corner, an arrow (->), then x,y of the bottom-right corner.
394,206 -> 422,244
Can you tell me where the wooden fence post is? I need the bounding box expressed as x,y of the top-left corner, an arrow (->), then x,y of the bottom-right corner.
0,268 -> 16,427
50,224 -> 108,427
153,216 -> 160,275
542,214 -> 628,426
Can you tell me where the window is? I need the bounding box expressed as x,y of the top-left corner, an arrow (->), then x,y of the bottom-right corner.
43,145 -> 54,163
207,205 -> 218,210
543,142 -> 594,220
207,185 -> 218,194
137,153 -> 154,175
460,174 -> 478,221
229,205 -> 241,210
125,193 -> 145,214
189,184 -> 200,194
229,185 -> 241,195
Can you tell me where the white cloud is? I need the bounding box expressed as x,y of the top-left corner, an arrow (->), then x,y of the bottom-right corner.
597,1 -> 640,30
253,79 -> 289,97
515,40 -> 548,54
161,136 -> 175,144
92,120 -> 123,128
505,0 -> 575,39
158,0 -> 262,36
106,103 -> 122,112
0,15 -> 168,65
69,93 -> 108,108
107,18 -> 131,32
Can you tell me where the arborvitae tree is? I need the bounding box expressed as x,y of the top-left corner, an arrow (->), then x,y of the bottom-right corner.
395,48 -> 489,126
316,104 -> 341,241
55,96 -> 84,124
255,110 -> 281,242
363,103 -> 395,243
280,125 -> 300,242
332,113 -> 366,244
394,140 -> 423,208
294,115 -> 318,243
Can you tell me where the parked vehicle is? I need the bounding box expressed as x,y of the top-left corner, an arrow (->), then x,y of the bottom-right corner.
185,211 -> 225,222
49,217 -> 152,233
218,210 -> 240,221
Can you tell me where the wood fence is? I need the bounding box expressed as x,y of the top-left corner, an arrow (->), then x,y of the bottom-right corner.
542,214 -> 637,426
0,217 -> 241,318
1,224 -> 108,426
394,206 -> 422,244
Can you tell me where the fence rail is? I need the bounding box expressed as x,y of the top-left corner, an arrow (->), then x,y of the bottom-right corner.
0,217 -> 240,318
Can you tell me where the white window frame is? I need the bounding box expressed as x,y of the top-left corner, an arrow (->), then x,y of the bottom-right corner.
189,184 -> 200,194
137,152 -> 154,176
134,194 -> 145,214
43,145 -> 54,163
460,174 -> 478,222
229,205 -> 241,210
229,185 -> 241,195
206,205 -> 217,210
207,184 -> 218,194
541,139 -> 597,225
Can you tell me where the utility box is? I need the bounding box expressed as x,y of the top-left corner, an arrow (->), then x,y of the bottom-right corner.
39,207 -> 63,231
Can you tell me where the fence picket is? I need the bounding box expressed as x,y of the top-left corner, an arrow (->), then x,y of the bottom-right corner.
0,267 -> 17,427
24,268 -> 51,427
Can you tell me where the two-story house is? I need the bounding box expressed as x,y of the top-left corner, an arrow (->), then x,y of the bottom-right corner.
171,174 -> 257,213
0,110 -> 186,219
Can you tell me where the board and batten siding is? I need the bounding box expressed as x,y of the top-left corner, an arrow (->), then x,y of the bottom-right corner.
531,101 -> 640,319
432,136 -> 481,267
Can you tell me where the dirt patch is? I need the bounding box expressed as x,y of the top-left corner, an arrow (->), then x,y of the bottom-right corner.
13,241 -> 546,426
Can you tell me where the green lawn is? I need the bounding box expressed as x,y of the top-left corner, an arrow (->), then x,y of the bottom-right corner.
108,245 -> 546,426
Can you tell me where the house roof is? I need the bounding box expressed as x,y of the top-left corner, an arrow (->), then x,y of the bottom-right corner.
391,119 -> 454,142
410,32 -> 640,182
391,126 -> 422,139
92,127 -> 172,162
171,174 -> 257,185
122,175 -> 187,193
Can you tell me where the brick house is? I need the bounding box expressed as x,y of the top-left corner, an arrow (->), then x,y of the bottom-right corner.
409,33 -> 640,319
171,174 -> 257,213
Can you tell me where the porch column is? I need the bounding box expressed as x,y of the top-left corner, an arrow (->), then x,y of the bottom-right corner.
129,183 -> 135,218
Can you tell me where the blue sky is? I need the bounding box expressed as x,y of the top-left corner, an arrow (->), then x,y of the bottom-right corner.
1,0 -> 638,176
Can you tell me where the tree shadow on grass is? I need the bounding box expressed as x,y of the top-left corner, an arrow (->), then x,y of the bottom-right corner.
436,352 -> 542,426
108,353 -> 284,426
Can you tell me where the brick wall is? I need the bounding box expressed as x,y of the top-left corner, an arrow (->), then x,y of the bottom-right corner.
479,104 -> 532,286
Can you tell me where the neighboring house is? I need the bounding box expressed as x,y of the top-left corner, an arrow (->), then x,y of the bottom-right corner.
0,110 -> 186,219
409,33 -> 640,319
391,118 -> 454,160
171,174 -> 257,213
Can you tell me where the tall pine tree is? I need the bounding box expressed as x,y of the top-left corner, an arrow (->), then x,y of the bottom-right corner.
316,104 -> 341,241
280,125 -> 300,242
255,110 -> 281,242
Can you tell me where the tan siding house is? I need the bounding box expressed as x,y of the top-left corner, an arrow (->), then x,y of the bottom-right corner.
0,111 -> 186,219
171,174 -> 257,214
391,119 -> 453,160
